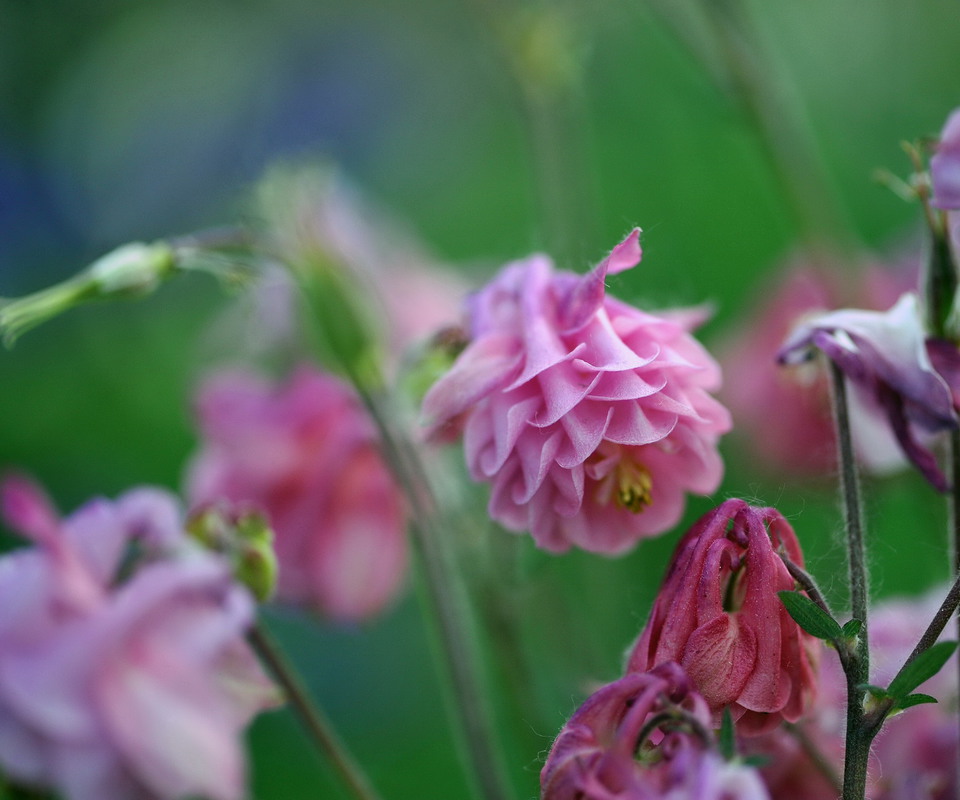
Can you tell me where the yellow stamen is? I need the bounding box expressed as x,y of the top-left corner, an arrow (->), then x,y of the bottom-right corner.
616,461 -> 653,513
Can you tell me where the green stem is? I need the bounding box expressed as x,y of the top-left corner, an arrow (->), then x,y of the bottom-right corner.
827,361 -> 872,800
352,388 -> 515,800
247,624 -> 385,800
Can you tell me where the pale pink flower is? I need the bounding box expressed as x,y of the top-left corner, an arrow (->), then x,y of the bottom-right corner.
627,499 -> 820,736
719,257 -> 917,478
931,108 -> 960,210
186,365 -> 408,621
0,476 -> 276,800
422,230 -> 731,554
541,662 -> 768,800
778,293 -> 959,490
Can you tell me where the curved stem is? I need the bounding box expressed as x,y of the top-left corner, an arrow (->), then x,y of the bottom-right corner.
247,624 -> 385,800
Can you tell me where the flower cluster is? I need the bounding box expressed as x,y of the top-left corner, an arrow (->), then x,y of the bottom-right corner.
186,365 -> 408,622
0,476 -> 277,800
423,230 -> 731,554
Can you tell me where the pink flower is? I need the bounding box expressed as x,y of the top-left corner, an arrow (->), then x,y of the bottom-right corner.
541,662 -> 769,800
719,258 -> 917,478
749,586 -> 958,799
186,365 -> 408,621
931,108 -> 960,210
421,230 -> 731,554
627,499 -> 820,736
0,476 -> 277,800
778,293 -> 959,490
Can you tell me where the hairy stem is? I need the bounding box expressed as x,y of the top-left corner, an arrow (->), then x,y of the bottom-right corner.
827,361 -> 872,800
247,624 -> 384,800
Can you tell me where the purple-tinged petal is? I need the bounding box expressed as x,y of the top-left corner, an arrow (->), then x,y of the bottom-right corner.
0,474 -> 60,545
932,108 -> 960,210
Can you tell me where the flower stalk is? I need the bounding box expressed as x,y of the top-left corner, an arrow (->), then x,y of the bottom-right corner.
247,624 -> 385,800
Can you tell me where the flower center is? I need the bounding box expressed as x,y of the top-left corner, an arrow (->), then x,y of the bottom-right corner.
615,461 -> 653,513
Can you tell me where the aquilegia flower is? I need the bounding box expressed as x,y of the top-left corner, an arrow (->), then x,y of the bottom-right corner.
422,229 -> 731,554
931,108 -> 960,211
541,662 -> 769,800
778,293 -> 959,491
627,499 -> 819,736
0,476 -> 277,800
719,257 -> 915,478
186,365 -> 408,621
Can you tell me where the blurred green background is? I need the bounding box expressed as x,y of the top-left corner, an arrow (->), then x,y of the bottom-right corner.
2,1 -> 959,798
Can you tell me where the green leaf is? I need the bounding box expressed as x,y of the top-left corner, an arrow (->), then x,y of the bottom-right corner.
718,708 -> 735,761
887,641 -> 958,699
777,591 -> 842,640
894,693 -> 938,711
841,619 -> 863,638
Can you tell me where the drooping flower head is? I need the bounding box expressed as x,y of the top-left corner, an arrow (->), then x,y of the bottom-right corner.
186,365 -> 408,621
422,230 -> 731,554
0,476 -> 278,800
777,293 -> 959,491
540,662 -> 769,800
931,108 -> 960,211
627,499 -> 819,736
719,257 -> 916,478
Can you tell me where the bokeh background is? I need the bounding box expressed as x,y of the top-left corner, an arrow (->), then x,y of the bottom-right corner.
2,1 -> 960,798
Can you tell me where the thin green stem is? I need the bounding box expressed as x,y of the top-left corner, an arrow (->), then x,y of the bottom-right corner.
827,361 -> 873,800
351,387 -> 515,800
247,624 -> 384,800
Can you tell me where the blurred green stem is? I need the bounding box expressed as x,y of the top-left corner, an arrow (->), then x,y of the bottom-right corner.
352,385 -> 516,800
827,361 -> 873,800
649,0 -> 853,248
247,624 -> 385,800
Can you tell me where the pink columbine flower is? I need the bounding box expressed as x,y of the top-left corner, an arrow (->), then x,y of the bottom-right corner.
186,365 -> 408,622
778,293 -> 959,491
421,229 -> 731,554
931,108 -> 960,210
541,662 -> 769,800
719,260 -> 915,478
0,476 -> 277,800
627,499 -> 820,736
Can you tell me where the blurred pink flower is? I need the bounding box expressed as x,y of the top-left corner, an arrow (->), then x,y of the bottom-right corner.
749,585 -> 958,799
541,662 -> 769,800
186,365 -> 408,621
931,108 -> 960,210
719,258 -> 917,478
0,476 -> 276,800
422,229 -> 731,554
779,293 -> 959,490
627,499 -> 820,736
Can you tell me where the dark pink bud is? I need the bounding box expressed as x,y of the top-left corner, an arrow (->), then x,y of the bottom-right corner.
627,500 -> 820,736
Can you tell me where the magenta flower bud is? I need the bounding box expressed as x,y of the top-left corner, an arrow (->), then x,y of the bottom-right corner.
541,663 -> 769,799
931,108 -> 960,210
0,476 -> 278,800
422,230 -> 731,554
186,365 -> 408,622
627,500 -> 819,736
778,293 -> 959,491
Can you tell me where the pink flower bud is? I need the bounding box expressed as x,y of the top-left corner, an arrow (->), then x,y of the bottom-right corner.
186,365 -> 408,622
627,500 -> 820,736
422,230 -> 731,554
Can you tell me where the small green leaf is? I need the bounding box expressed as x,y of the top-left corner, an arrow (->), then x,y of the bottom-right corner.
718,708 -> 735,760
859,684 -> 891,700
894,693 -> 938,711
888,641 -> 958,699
841,619 -> 863,638
778,591 -> 842,640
